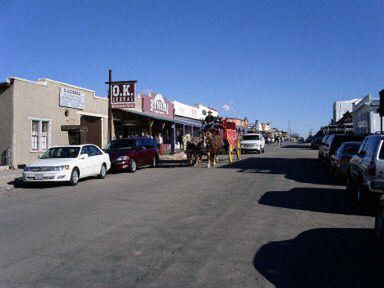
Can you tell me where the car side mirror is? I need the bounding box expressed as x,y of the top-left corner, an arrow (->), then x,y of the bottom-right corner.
80,153 -> 89,159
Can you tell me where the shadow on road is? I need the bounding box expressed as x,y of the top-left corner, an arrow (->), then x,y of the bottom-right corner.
281,144 -> 311,149
253,228 -> 384,288
219,157 -> 334,185
259,187 -> 373,216
158,160 -> 188,168
8,176 -> 99,189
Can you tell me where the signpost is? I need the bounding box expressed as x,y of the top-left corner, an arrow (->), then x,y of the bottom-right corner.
105,70 -> 137,142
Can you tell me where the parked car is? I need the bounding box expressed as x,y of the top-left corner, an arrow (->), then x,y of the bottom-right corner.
22,145 -> 111,186
318,135 -> 330,160
318,134 -> 363,165
240,133 -> 265,154
347,135 -> 384,205
106,137 -> 159,172
329,141 -> 362,182
311,136 -> 323,149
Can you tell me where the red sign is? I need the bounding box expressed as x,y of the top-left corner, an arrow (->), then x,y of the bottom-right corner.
142,93 -> 174,119
110,82 -> 136,108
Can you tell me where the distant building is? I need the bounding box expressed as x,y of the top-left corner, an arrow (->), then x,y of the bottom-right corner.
226,117 -> 248,130
327,111 -> 354,134
255,120 -> 271,132
352,94 -> 382,135
333,99 -> 360,123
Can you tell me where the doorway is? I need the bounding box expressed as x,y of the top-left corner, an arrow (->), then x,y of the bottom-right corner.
68,130 -> 81,145
80,115 -> 102,147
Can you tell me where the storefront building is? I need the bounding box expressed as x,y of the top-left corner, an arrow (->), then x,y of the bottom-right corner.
0,77 -> 108,168
173,101 -> 203,146
112,92 -> 176,153
0,76 -> 223,165
352,94 -> 382,136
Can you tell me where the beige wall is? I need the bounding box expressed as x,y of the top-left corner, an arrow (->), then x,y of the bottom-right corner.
11,78 -> 108,167
0,84 -> 14,166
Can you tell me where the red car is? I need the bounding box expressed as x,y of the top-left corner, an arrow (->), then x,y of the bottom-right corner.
106,137 -> 159,172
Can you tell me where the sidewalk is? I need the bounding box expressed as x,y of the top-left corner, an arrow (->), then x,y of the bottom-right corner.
159,151 -> 187,161
0,169 -> 22,191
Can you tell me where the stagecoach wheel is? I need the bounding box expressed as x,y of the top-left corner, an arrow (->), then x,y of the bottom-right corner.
236,141 -> 241,160
228,144 -> 233,163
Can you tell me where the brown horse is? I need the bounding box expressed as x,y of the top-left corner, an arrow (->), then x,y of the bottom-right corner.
185,136 -> 204,166
204,131 -> 222,168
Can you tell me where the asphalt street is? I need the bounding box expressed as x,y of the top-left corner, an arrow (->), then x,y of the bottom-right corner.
0,144 -> 382,288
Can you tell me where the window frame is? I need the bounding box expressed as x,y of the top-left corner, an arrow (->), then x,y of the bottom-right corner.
29,118 -> 52,153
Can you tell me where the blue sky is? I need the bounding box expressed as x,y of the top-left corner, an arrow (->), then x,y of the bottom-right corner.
1,0 -> 384,136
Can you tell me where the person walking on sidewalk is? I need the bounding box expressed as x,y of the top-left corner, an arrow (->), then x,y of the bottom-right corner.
155,133 -> 163,155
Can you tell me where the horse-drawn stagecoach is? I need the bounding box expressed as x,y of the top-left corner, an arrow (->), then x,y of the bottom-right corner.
186,119 -> 241,167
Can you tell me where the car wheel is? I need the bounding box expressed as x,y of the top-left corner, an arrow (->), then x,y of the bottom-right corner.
151,155 -> 158,168
334,168 -> 343,183
356,183 -> 369,208
129,159 -> 137,173
262,147 -> 265,153
375,210 -> 384,245
70,168 -> 79,186
256,150 -> 261,154
98,163 -> 107,179
329,164 -> 334,177
346,177 -> 356,193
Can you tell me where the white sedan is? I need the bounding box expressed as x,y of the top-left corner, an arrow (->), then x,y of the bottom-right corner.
22,145 -> 111,186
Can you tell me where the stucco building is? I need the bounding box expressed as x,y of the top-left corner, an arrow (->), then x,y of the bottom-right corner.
0,77 -> 108,168
352,94 -> 382,136
333,98 -> 360,123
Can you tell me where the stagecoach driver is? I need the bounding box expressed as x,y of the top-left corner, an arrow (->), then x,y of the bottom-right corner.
203,110 -> 216,130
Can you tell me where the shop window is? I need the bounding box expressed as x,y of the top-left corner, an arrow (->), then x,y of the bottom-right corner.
30,119 -> 51,152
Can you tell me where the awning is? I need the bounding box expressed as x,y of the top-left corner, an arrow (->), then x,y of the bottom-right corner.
174,116 -> 203,127
61,125 -> 88,132
117,108 -> 175,122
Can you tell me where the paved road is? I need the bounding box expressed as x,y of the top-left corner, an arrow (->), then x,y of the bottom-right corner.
0,144 -> 381,287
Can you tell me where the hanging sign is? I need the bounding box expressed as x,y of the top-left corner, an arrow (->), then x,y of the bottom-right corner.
110,81 -> 136,108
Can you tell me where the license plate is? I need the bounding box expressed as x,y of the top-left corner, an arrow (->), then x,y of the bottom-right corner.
35,174 -> 43,180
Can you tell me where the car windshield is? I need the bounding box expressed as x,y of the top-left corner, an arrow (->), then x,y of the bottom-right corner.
243,135 -> 260,141
106,139 -> 136,151
40,147 -> 80,159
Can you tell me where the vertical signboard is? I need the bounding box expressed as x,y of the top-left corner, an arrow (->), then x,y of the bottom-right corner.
110,81 -> 136,108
